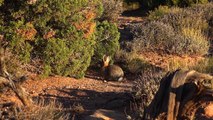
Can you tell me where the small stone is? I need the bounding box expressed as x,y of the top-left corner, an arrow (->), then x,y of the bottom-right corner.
103,80 -> 107,83
126,115 -> 132,120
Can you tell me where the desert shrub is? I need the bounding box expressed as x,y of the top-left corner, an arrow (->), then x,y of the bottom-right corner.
0,42 -> 24,77
129,21 -> 208,55
158,3 -> 213,35
186,3 -> 213,39
100,0 -> 123,22
148,3 -> 213,55
115,50 -> 154,75
127,3 -> 212,56
123,0 -> 141,11
129,22 -> 175,53
134,0 -> 208,9
42,38 -> 70,76
0,0 -> 113,78
127,58 -> 151,74
166,57 -> 195,71
191,57 -> 213,74
187,2 -> 213,21
149,2 -> 213,21
62,32 -> 96,78
159,9 -> 208,33
92,21 -> 120,65
129,21 -> 209,55
132,68 -> 165,118
139,0 -> 164,9
148,5 -> 182,20
167,0 -> 209,6
181,28 -> 209,54
17,101 -> 69,120
2,20 -> 35,63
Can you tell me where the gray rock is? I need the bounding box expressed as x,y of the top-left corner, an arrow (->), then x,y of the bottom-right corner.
85,109 -> 128,120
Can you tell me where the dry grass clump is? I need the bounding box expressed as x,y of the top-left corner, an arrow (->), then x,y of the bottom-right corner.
167,58 -> 189,71
17,101 -> 69,120
0,101 -> 69,120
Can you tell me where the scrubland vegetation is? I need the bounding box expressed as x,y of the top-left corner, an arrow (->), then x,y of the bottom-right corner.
121,1 -> 213,119
0,0 -> 122,78
0,0 -> 212,119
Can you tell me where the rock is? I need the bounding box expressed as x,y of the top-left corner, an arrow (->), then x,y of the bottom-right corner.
85,109 -> 128,120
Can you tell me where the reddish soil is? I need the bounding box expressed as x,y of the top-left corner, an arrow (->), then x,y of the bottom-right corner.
0,72 -> 134,119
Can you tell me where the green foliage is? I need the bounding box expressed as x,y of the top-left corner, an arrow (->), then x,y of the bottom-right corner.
0,0 -> 110,78
3,20 -> 34,63
64,34 -> 95,78
92,21 -> 120,65
43,38 -> 70,76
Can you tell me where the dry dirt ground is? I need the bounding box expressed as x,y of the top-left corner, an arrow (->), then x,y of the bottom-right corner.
0,70 -> 135,119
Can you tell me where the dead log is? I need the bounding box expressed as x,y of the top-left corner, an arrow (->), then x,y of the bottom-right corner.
144,69 -> 213,120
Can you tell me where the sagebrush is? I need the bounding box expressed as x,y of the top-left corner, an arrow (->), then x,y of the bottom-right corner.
126,3 -> 212,55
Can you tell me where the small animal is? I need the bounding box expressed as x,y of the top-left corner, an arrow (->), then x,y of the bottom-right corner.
101,55 -> 124,81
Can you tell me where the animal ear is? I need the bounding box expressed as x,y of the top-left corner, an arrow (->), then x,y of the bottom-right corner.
103,55 -> 107,61
106,56 -> 111,63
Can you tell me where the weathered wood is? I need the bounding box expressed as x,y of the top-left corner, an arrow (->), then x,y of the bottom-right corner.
0,76 -> 9,85
144,69 -> 213,120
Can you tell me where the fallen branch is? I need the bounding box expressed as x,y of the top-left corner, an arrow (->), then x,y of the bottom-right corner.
0,75 -> 32,107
